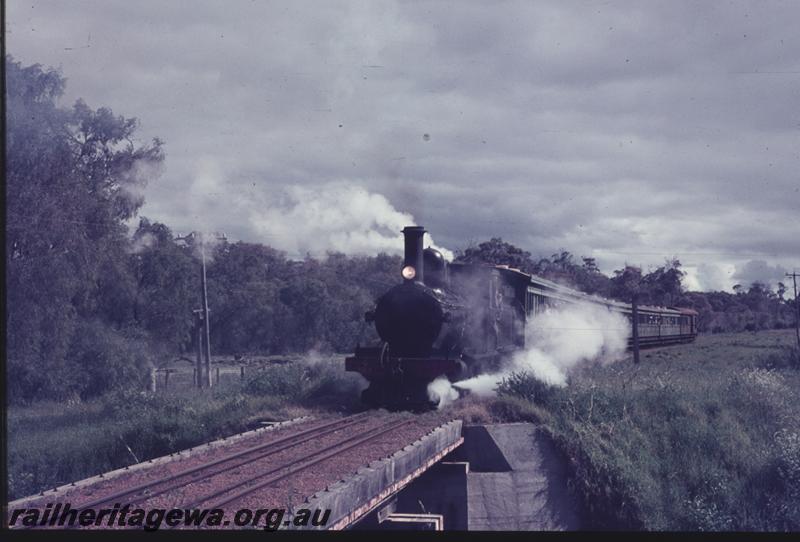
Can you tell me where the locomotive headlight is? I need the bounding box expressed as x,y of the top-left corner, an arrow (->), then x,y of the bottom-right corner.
401,265 -> 416,280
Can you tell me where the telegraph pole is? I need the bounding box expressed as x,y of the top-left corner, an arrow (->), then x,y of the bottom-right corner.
193,309 -> 204,388
200,237 -> 212,388
176,231 -> 226,389
786,271 -> 800,350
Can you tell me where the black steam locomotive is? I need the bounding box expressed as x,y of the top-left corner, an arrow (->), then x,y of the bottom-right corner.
346,226 -> 697,409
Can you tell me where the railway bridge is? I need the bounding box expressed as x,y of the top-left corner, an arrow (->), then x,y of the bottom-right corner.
7,413 -> 579,531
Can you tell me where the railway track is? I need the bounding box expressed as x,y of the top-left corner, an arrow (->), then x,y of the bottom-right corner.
188,416 -> 413,512
68,413 -> 373,513
17,412 -> 421,530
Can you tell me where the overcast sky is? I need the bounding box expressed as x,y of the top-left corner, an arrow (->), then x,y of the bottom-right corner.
7,0 -> 800,291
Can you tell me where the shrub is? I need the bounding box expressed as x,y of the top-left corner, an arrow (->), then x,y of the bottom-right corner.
68,321 -> 153,399
496,371 -> 562,406
243,359 -> 365,408
760,347 -> 800,371
244,363 -> 310,400
488,395 -> 551,424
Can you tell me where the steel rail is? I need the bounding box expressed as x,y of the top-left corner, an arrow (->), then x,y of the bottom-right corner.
187,417 -> 413,513
23,413 -> 372,530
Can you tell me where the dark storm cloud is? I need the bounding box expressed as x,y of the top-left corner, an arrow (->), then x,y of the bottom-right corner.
7,0 -> 800,291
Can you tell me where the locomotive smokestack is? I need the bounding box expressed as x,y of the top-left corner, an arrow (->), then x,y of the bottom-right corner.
402,226 -> 426,284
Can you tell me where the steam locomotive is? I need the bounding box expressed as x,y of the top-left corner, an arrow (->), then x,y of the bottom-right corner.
345,226 -> 697,409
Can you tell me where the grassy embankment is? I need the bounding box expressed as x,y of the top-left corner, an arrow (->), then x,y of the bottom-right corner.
447,330 -> 800,531
7,356 -> 365,501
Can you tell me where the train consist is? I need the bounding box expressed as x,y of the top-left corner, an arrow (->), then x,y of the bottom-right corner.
346,226 -> 697,409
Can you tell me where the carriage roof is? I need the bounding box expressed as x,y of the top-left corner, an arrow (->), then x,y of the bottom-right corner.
491,264 -> 692,316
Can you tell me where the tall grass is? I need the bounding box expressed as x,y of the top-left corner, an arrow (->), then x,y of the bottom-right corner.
491,332 -> 800,531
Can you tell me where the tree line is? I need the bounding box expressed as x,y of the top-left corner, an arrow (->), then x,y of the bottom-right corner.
6,57 -> 797,404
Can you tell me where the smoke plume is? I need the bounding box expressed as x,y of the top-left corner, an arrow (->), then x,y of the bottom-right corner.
175,157 -> 452,261
428,302 -> 630,407
128,231 -> 156,254
248,182 -> 453,260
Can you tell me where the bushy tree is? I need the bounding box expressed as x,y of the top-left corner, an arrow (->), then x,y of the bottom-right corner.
455,238 -> 541,274
130,219 -> 197,348
6,56 -> 163,402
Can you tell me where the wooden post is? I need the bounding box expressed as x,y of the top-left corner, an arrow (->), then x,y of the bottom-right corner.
632,294 -> 641,364
787,272 -> 800,350
194,310 -> 204,388
240,365 -> 245,381
215,367 -> 220,385
164,370 -> 170,389
193,368 -> 197,387
149,368 -> 157,393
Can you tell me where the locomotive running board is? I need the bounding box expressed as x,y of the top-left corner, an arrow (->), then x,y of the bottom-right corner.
345,353 -> 463,381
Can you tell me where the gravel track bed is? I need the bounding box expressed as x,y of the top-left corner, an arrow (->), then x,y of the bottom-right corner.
17,415 -> 348,512
17,411 -> 450,530
140,415 -> 395,510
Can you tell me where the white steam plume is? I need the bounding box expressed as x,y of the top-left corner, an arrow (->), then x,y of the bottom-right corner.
248,182 -> 453,260
428,302 -> 630,406
181,158 -> 451,261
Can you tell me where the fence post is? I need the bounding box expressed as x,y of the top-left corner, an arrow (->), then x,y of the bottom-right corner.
632,294 -> 641,364
240,365 -> 245,381
216,367 -> 220,385
149,368 -> 157,393
164,370 -> 170,389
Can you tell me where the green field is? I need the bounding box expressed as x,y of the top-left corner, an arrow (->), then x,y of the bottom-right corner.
446,330 -> 800,531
